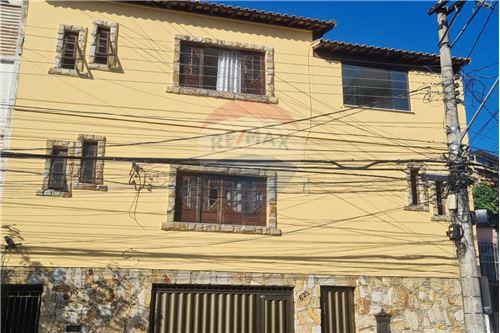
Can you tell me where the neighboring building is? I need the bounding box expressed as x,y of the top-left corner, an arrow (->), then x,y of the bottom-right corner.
1,1 -> 474,332
0,0 -> 23,201
471,149 -> 499,186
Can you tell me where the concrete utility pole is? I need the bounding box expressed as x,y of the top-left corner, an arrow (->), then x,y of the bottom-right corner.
429,1 -> 486,332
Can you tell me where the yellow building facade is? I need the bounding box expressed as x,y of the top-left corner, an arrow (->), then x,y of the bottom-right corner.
1,1 -> 470,332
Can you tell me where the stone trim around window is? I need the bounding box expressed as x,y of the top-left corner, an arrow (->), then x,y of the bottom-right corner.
404,163 -> 429,212
167,35 -> 277,104
36,140 -> 74,198
48,24 -> 88,77
163,164 -> 281,236
427,174 -> 451,221
73,134 -> 107,191
88,20 -> 120,71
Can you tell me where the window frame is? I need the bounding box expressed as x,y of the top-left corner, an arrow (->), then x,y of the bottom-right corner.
174,172 -> 267,226
37,140 -> 74,197
49,24 -> 87,77
404,164 -> 428,211
168,35 -> 277,104
88,20 -> 119,71
73,134 -> 107,191
341,62 -> 411,112
427,174 -> 451,221
164,165 -> 280,235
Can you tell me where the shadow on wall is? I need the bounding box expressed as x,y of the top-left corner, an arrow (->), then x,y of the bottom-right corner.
46,1 -> 313,42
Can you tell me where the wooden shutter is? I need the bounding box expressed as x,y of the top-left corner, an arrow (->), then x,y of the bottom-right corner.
175,174 -> 200,223
149,285 -> 293,333
48,147 -> 68,191
0,3 -> 21,57
180,44 -> 204,88
321,287 -> 355,333
242,52 -> 265,95
410,169 -> 419,205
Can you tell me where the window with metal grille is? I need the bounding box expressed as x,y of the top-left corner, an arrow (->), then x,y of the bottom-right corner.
321,287 -> 356,333
175,173 -> 267,226
409,168 -> 419,205
94,26 -> 110,64
1,284 -> 42,333
80,140 -> 98,183
342,63 -> 410,111
48,147 -> 68,191
435,180 -> 446,216
149,284 -> 293,333
61,31 -> 79,69
179,42 -> 265,95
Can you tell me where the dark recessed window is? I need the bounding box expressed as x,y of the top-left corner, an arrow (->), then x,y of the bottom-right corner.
1,284 -> 43,333
435,180 -> 446,215
61,31 -> 79,69
180,42 -> 265,95
94,26 -> 110,65
321,286 -> 356,333
410,168 -> 419,205
80,140 -> 98,184
175,172 -> 266,226
48,147 -> 68,191
342,63 -> 410,111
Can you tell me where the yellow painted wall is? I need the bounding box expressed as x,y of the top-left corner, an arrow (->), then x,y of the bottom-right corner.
1,0 -> 468,277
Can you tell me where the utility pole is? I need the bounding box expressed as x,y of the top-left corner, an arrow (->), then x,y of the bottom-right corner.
428,1 -> 486,332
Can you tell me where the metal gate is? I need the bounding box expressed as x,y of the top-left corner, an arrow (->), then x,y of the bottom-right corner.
149,284 -> 294,333
1,284 -> 43,333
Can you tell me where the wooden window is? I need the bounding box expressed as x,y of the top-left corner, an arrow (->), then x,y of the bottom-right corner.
61,31 -> 79,69
435,180 -> 446,216
175,173 -> 266,226
321,287 -> 355,333
94,26 -> 110,65
149,284 -> 293,333
1,284 -> 42,333
80,140 -> 98,184
342,63 -> 410,111
179,42 -> 265,95
410,168 -> 419,205
48,147 -> 68,191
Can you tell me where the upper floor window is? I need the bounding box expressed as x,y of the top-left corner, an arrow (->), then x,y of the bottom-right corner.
49,24 -> 87,76
175,172 -> 267,226
342,63 -> 410,111
48,147 -> 68,191
180,42 -> 265,95
434,180 -> 446,216
409,168 -> 420,205
94,26 -> 110,65
80,140 -> 98,183
61,31 -> 79,69
89,20 -> 119,70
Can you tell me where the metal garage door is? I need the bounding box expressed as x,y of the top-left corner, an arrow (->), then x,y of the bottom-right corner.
149,284 -> 294,333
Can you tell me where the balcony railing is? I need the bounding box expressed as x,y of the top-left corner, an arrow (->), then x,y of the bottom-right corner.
479,242 -> 499,281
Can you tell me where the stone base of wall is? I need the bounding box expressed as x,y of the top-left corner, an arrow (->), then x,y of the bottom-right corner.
1,266 -> 464,333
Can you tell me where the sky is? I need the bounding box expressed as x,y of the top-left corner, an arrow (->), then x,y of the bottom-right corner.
217,1 -> 499,154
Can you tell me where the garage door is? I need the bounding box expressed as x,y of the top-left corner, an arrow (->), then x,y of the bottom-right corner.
149,284 -> 294,333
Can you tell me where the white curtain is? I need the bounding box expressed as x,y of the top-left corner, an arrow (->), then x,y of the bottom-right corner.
216,50 -> 241,93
